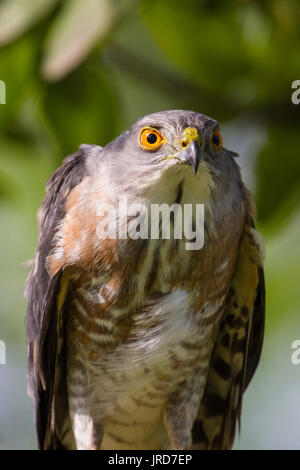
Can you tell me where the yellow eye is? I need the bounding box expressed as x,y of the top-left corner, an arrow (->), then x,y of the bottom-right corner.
139,127 -> 165,151
211,130 -> 223,149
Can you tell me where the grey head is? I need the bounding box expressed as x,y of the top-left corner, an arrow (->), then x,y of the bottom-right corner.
87,110 -> 244,210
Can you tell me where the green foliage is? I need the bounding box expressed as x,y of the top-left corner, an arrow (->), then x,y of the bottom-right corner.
0,0 -> 57,46
43,63 -> 119,155
256,123 -> 300,223
0,34 -> 37,129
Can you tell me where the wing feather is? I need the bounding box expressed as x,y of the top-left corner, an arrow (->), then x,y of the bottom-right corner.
192,222 -> 265,449
25,145 -> 98,449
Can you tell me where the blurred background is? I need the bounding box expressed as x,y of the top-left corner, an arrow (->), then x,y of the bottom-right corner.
0,0 -> 300,450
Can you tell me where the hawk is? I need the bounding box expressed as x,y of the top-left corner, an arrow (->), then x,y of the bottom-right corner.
25,110 -> 265,450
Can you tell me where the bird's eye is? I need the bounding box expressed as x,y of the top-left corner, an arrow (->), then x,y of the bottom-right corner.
211,130 -> 223,149
139,127 -> 165,151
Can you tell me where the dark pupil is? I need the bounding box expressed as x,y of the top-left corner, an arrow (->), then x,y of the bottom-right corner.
147,133 -> 157,144
212,134 -> 220,146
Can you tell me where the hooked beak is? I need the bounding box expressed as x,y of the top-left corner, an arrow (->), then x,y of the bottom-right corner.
177,140 -> 203,174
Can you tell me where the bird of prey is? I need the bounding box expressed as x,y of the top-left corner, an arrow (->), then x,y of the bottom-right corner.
25,110 -> 265,450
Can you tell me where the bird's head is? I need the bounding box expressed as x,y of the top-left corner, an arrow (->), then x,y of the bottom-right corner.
133,109 -> 223,175
101,110 -> 241,206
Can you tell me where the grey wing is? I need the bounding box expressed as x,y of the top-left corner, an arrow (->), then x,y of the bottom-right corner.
25,145 -> 100,449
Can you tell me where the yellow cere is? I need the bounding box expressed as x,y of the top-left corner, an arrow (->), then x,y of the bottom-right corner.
181,127 -> 201,147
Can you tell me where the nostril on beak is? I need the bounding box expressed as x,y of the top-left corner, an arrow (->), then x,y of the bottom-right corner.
181,140 -> 188,148
178,140 -> 203,174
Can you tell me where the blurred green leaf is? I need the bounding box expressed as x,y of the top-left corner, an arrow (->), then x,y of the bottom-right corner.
263,210 -> 300,326
256,124 -> 300,223
0,0 -> 57,46
143,0 -> 300,112
0,34 -> 37,130
143,2 -> 249,102
42,0 -> 121,81
43,62 -> 119,156
0,138 -> 55,212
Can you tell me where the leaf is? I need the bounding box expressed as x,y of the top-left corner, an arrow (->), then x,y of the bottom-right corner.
255,123 -> 300,224
0,0 -> 57,46
41,0 -> 120,81
42,61 -> 119,156
0,137 -> 55,211
0,34 -> 37,130
143,1 -> 248,93
143,0 -> 300,113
